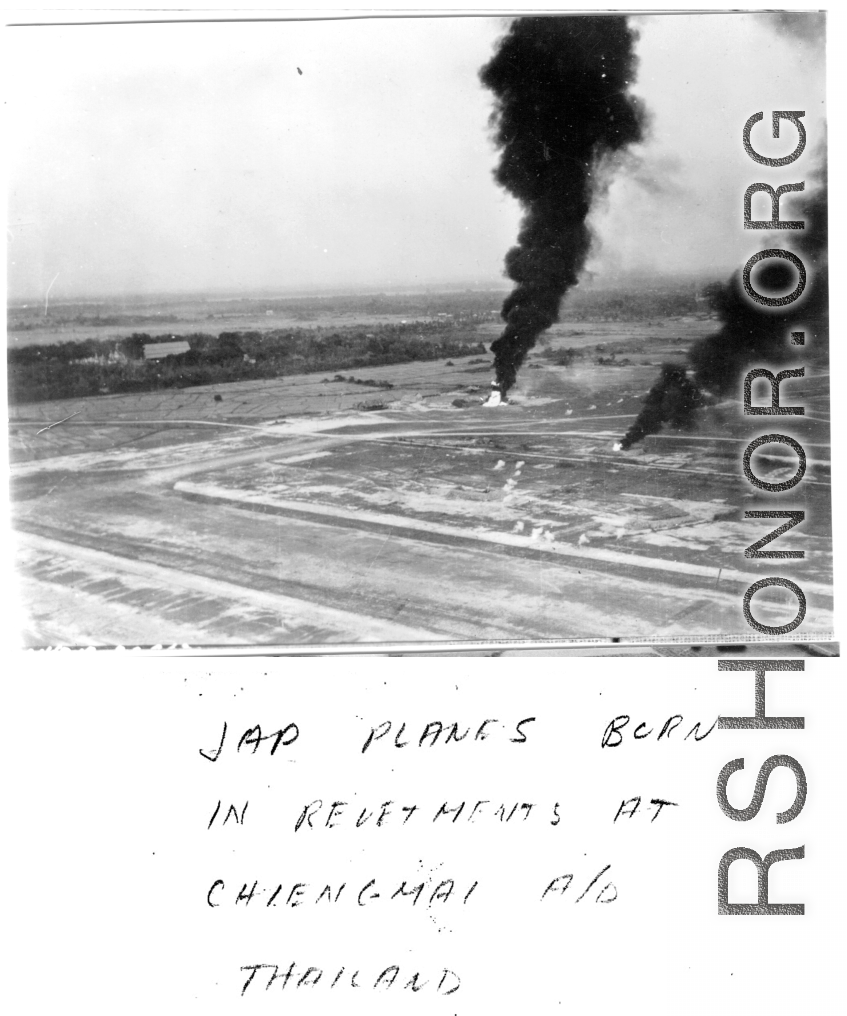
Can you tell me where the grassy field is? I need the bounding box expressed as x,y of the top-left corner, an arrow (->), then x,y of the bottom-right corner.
9,296 -> 832,646
10,283 -> 830,647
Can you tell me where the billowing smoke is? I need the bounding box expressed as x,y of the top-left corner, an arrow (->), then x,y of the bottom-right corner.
480,16 -> 645,397
616,365 -> 703,451
618,177 -> 828,448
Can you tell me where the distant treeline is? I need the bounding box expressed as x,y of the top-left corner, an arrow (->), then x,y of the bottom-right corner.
8,283 -> 707,330
560,288 -> 702,321
8,313 -> 181,332
7,326 -> 487,404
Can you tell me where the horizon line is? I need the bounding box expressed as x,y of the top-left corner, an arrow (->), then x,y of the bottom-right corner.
7,271 -> 718,308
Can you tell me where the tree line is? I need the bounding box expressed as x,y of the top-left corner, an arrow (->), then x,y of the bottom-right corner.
8,326 -> 487,404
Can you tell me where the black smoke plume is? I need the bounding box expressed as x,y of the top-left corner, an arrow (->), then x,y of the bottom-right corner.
619,178 -> 828,449
480,16 -> 645,396
617,365 -> 703,450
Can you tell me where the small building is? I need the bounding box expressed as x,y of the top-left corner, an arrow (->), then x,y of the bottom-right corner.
143,340 -> 191,360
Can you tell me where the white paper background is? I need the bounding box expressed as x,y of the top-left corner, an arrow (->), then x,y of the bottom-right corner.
7,656 -> 843,1014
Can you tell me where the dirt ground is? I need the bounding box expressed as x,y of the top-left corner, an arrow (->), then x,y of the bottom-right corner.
9,319 -> 833,648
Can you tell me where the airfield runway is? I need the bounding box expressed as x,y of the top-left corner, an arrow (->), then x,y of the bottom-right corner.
9,341 -> 833,647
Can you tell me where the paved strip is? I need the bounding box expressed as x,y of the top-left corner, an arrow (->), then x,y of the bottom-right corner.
173,480 -> 834,602
15,531 -> 438,645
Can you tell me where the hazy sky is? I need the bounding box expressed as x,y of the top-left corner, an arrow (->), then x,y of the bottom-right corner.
7,12 -> 826,301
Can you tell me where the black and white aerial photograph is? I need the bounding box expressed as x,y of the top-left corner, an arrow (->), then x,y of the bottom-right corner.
6,12 -> 832,649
